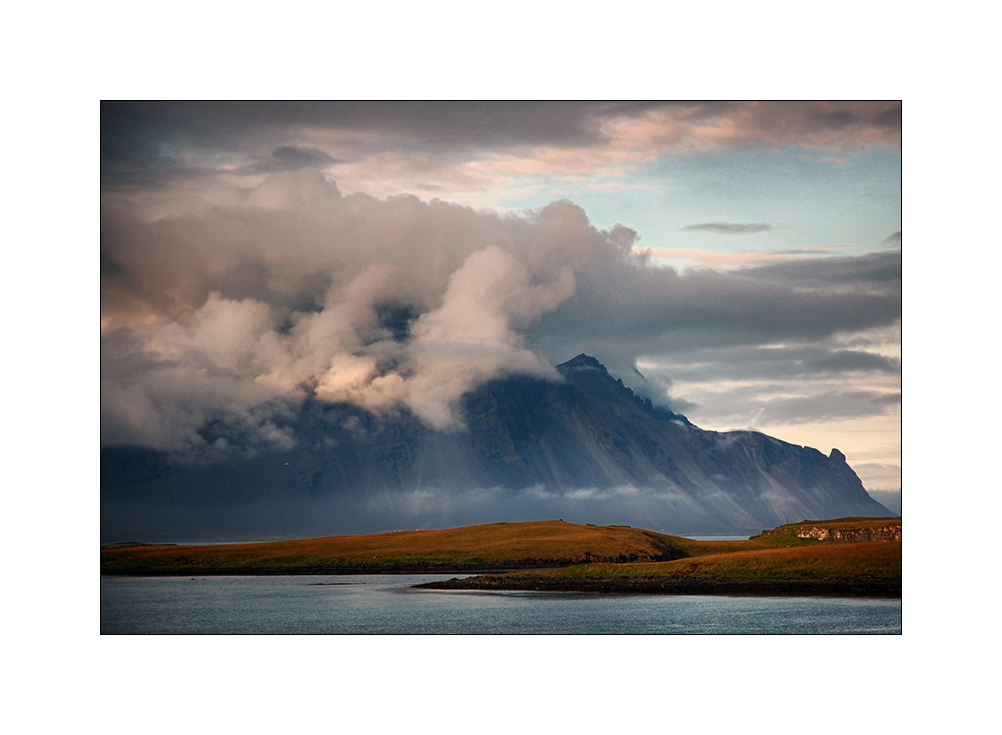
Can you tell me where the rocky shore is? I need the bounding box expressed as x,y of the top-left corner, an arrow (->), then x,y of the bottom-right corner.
794,525 -> 901,542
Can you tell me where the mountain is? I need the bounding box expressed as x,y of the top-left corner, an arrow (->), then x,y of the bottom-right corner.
101,355 -> 895,541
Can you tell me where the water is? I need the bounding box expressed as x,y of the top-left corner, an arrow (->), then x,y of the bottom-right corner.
101,575 -> 901,634
682,535 -> 752,541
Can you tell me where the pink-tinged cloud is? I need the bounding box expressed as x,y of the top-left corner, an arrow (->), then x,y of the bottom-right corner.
320,102 -> 898,201
103,102 -> 899,212
651,101 -> 901,154
636,247 -> 804,269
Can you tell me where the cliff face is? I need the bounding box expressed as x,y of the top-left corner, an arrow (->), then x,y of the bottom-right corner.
454,356 -> 892,527
795,525 -> 901,542
101,355 -> 895,540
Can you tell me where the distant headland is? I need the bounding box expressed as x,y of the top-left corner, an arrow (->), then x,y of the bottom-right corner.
101,517 -> 900,597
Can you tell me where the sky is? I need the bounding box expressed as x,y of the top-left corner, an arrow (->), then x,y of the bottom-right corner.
3,0 -> 994,714
100,101 -> 901,508
15,4 -> 988,717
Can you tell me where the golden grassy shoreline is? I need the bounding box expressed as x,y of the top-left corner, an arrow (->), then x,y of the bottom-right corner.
102,517 -> 900,596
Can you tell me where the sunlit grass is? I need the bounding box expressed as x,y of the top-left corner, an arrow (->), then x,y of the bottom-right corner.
101,516 -> 901,578
101,520 -> 688,572
517,541 -> 901,581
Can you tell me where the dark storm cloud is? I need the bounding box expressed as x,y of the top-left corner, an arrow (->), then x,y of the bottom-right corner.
529,251 -> 900,362
798,103 -> 902,133
101,102 -> 165,169
734,250 -> 901,291
810,111 -> 856,130
644,345 -> 899,384
100,153 -> 214,190
100,101 -> 643,173
524,243 -> 900,413
102,101 -> 900,155
237,146 -> 342,174
803,349 -> 899,374
101,100 -> 677,152
99,101 -> 623,190
874,104 -> 902,128
706,101 -> 900,151
101,102 -> 221,189
681,222 -> 775,234
100,101 -> 901,190
100,251 -> 124,277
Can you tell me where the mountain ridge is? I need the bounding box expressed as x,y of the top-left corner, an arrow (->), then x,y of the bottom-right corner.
101,355 -> 894,542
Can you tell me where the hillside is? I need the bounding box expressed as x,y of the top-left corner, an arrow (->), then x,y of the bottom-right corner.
417,517 -> 902,597
101,356 -> 894,541
100,520 -> 688,574
101,517 -> 901,593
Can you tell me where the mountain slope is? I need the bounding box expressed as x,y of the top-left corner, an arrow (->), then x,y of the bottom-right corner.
462,355 -> 890,527
100,355 -> 894,541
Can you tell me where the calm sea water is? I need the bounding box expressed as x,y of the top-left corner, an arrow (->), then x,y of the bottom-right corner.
101,575 -> 901,634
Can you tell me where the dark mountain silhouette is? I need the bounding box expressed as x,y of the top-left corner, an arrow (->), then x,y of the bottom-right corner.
101,355 -> 894,541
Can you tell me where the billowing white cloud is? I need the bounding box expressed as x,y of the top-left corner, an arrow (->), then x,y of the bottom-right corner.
101,169 -> 900,456
311,245 -> 575,429
102,171 -> 594,448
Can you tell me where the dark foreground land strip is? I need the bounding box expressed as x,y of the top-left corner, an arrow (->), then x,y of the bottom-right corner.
100,563 -> 560,577
415,574 -> 901,598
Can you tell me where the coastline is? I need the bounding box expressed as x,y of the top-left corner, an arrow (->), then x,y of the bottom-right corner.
101,566 -> 901,598
415,573 -> 902,598
100,518 -> 901,597
99,563 -> 556,577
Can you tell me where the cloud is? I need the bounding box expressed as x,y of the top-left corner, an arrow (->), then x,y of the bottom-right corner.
101,170 -> 901,456
636,247 -> 794,269
853,462 -> 902,490
883,230 -> 902,244
735,250 -> 901,292
102,173 -> 594,449
637,245 -> 859,270
313,245 -> 574,430
604,101 -> 900,156
237,146 -> 342,174
645,345 -> 899,384
654,376 -> 900,430
527,249 -> 900,367
102,101 -> 901,161
681,101 -> 901,153
680,222 -> 775,234
101,101 -> 901,200
755,390 -> 901,425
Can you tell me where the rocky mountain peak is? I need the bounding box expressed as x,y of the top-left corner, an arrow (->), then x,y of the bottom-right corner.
557,354 -> 607,371
101,353 -> 895,540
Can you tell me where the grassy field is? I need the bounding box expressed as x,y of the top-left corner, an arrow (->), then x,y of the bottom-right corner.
100,517 -> 900,579
502,540 -> 902,582
101,520 -> 688,573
